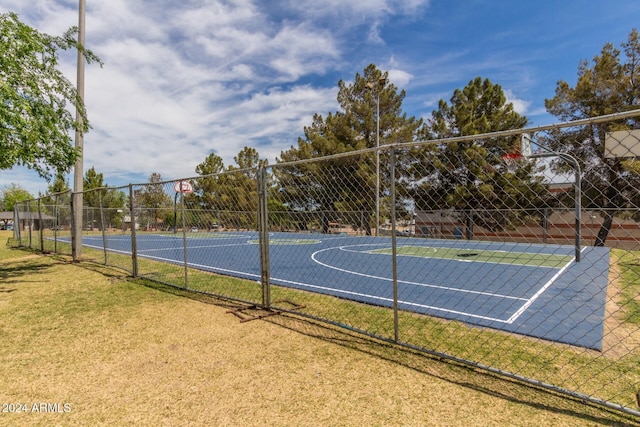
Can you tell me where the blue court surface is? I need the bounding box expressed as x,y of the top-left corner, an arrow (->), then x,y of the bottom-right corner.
78,232 -> 610,350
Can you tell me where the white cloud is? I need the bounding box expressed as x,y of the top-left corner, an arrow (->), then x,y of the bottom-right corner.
176,0 -> 260,33
0,168 -> 51,199
1,0 -> 426,188
367,21 -> 384,45
4,0 -> 634,198
276,0 -> 429,19
267,25 -> 339,79
386,57 -> 413,88
504,89 -> 531,116
38,1 -> 343,184
271,0 -> 431,48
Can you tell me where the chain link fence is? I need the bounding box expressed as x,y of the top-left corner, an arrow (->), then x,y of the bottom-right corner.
10,111 -> 640,417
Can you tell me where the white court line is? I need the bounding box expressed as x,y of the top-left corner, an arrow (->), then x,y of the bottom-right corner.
312,245 -> 527,300
258,275 -> 516,323
79,243 -> 130,255
80,243 -> 264,280
136,242 -> 252,253
80,239 -> 577,325
80,233 -> 254,241
144,255 -> 262,280
505,247 -> 586,324
82,241 -> 520,324
120,251 -> 519,324
311,244 -> 575,324
340,244 -> 564,268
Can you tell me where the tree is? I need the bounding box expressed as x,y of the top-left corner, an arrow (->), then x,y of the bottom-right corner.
83,166 -> 106,208
406,77 -> 544,234
99,188 -> 127,230
234,147 -> 262,171
277,64 -> 424,234
80,166 -> 126,229
40,172 -> 71,205
1,183 -> 34,211
188,153 -> 226,230
0,183 -> 33,228
0,12 -> 102,179
190,148 -> 266,230
225,147 -> 263,229
192,152 -> 225,209
45,172 -> 71,195
135,173 -> 172,230
544,28 -> 640,246
39,172 -> 72,227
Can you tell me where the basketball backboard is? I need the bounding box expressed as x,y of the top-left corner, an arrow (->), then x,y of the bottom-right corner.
521,133 -> 533,157
605,129 -> 640,158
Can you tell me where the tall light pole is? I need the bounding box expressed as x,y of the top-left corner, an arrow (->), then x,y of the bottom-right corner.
72,0 -> 86,260
366,77 -> 386,236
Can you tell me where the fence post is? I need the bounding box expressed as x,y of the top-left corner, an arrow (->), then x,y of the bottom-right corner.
14,205 -> 21,244
542,208 -> 548,244
99,191 -> 108,264
466,209 -> 473,240
390,147 -> 399,343
181,190 -> 188,289
529,150 -> 582,260
37,198 -> 44,252
69,195 -> 77,257
572,160 -> 582,262
71,190 -> 82,260
53,194 -> 59,253
27,200 -> 33,249
128,184 -> 138,277
257,164 -> 271,309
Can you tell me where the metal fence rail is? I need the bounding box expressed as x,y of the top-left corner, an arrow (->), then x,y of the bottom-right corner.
12,111 -> 640,417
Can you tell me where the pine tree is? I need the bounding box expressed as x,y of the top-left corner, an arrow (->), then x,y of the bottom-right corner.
545,28 -> 640,246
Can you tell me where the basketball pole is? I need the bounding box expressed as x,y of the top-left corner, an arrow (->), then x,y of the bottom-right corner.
72,0 -> 86,260
365,77 -> 386,236
521,133 -> 582,262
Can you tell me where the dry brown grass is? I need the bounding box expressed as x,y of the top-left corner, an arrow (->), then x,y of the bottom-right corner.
0,231 -> 637,426
603,251 -> 640,360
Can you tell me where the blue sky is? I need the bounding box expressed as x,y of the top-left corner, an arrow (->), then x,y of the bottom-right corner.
1,0 -> 639,197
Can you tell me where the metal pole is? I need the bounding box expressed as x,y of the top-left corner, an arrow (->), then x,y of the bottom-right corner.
173,192 -> 178,233
257,165 -> 271,308
390,148 -> 399,342
542,208 -> 548,244
27,201 -> 32,248
530,150 -> 581,261
14,205 -> 21,244
54,194 -> 59,253
367,77 -> 385,236
128,184 -> 138,276
37,199 -> 44,252
72,0 -> 86,260
375,89 -> 380,237
567,155 -> 582,262
181,190 -> 188,289
99,191 -> 107,264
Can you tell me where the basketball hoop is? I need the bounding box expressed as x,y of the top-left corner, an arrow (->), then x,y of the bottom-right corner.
502,152 -> 523,173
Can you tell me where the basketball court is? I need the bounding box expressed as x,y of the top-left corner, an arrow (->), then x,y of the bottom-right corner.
73,231 -> 610,350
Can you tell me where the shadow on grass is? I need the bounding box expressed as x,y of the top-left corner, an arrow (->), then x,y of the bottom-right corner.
66,259 -> 639,426
112,273 -> 639,426
1,247 -> 636,424
0,252 -> 57,285
264,314 -> 640,427
76,261 -> 250,312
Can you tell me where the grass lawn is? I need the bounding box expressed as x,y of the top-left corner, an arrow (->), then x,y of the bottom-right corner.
0,230 -> 638,426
